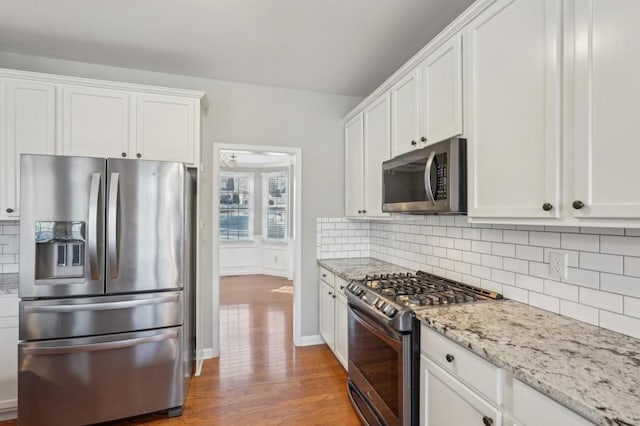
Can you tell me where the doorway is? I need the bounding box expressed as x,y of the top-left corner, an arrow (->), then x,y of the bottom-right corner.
211,144 -> 302,361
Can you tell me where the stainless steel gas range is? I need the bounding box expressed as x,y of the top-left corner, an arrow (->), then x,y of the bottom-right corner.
345,271 -> 503,426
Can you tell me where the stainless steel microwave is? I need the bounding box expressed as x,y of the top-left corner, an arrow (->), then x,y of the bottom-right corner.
382,138 -> 466,214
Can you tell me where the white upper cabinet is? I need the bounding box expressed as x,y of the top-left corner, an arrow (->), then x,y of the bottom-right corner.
1,80 -> 56,219
465,0 -> 562,219
62,85 -> 130,158
391,69 -> 421,157
420,33 -> 463,146
134,93 -> 197,164
571,0 -> 640,219
363,93 -> 391,218
345,113 -> 365,217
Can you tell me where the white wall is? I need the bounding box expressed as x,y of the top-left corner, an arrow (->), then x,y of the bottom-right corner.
220,237 -> 291,278
0,52 -> 361,350
317,217 -> 640,340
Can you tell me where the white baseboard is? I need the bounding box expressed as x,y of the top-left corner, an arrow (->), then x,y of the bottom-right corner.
220,267 -> 289,278
0,405 -> 17,421
202,347 -> 217,359
295,334 -> 325,347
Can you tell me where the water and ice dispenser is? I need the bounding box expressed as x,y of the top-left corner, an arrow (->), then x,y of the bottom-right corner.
35,221 -> 86,280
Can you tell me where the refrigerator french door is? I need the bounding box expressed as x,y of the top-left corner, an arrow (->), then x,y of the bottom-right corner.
18,154 -> 195,426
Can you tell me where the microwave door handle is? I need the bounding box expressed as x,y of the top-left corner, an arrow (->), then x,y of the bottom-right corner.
88,173 -> 101,280
108,172 -> 120,279
424,151 -> 436,204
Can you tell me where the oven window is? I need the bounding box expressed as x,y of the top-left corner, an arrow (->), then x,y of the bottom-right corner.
349,313 -> 400,419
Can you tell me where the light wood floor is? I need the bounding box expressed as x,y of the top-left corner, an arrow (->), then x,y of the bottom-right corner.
3,274 -> 360,425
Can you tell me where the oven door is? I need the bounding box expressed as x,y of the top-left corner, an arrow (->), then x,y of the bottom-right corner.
347,303 -> 413,426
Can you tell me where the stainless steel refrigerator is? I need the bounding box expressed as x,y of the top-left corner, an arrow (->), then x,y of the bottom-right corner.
17,154 -> 196,426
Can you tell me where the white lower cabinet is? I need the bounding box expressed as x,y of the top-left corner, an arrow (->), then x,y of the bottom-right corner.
421,355 -> 501,426
0,296 -> 18,420
318,268 -> 348,370
420,325 -> 595,426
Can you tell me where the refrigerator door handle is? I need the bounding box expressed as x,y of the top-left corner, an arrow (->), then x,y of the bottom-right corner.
108,172 -> 120,279
88,173 -> 101,280
22,329 -> 178,356
23,293 -> 179,313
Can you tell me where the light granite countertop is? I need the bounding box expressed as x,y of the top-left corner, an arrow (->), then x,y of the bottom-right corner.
317,257 -> 413,281
415,300 -> 640,426
0,273 -> 18,295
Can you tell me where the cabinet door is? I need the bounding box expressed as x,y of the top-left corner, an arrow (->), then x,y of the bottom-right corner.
572,0 -> 640,219
334,293 -> 348,370
62,86 -> 129,158
345,113 -> 364,217
391,69 -> 421,156
363,93 -> 391,218
0,297 -> 19,416
2,80 -> 56,219
421,33 -> 463,146
319,280 -> 335,350
134,93 -> 196,164
465,0 -> 562,219
421,356 -> 501,426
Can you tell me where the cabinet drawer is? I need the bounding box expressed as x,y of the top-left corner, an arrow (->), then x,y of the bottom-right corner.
421,325 -> 500,404
513,379 -> 594,426
319,267 -> 335,286
0,296 -> 18,319
334,275 -> 347,296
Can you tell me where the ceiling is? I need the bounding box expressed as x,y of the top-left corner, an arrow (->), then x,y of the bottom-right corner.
0,0 -> 475,97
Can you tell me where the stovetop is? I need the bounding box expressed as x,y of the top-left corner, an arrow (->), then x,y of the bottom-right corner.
345,271 -> 503,332
363,271 -> 502,307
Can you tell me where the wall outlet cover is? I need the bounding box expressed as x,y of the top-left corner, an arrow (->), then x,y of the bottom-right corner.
549,251 -> 568,279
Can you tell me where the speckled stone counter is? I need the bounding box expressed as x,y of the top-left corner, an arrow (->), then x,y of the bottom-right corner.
317,257 -> 413,281
0,273 -> 18,295
415,300 -> 640,426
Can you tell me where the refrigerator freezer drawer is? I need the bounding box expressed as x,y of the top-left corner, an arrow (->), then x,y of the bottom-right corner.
19,290 -> 182,340
18,327 -> 183,426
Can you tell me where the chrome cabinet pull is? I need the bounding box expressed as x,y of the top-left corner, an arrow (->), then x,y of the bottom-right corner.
542,203 -> 553,211
482,415 -> 494,426
445,354 -> 455,363
572,200 -> 585,209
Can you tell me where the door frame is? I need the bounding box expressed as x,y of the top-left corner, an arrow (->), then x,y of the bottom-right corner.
209,143 -> 303,361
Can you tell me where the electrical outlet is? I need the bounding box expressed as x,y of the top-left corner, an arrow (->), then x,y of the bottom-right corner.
549,252 -> 568,279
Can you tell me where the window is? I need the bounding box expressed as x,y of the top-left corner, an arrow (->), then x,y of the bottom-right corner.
262,172 -> 288,241
219,173 -> 253,241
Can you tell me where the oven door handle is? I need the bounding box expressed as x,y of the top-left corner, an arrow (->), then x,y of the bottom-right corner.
349,305 -> 403,349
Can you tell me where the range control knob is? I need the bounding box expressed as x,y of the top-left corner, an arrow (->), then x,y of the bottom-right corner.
383,305 -> 397,317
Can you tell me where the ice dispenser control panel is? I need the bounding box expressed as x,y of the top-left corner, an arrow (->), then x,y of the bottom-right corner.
35,221 -> 86,280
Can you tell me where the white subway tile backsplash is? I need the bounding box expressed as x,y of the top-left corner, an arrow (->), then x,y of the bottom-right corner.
503,230 -> 529,245
481,229 -> 503,242
529,231 -> 560,248
624,257 -> 640,278
599,311 -> 640,339
600,236 -> 640,257
579,252 -> 623,274
529,292 -> 560,314
0,221 -> 19,273
564,267 -> 599,289
624,296 -> 640,319
561,233 -> 599,252
516,245 -> 543,262
481,254 -> 503,269
579,288 -> 623,313
543,279 -> 579,302
472,240 -> 492,254
559,300 -> 599,326
492,242 -> 515,258
516,274 -> 543,292
502,285 -> 528,303
600,273 -> 640,298
503,257 -> 528,274
318,217 -> 640,339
